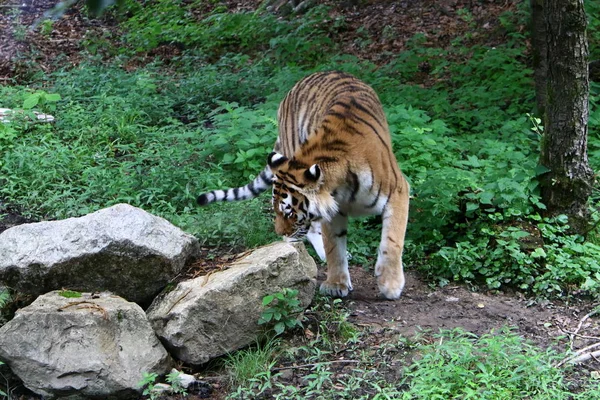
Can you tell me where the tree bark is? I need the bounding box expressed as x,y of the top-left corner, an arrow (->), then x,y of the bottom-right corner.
539,0 -> 595,233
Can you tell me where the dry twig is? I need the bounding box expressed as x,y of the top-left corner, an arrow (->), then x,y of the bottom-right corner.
272,360 -> 359,371
58,301 -> 109,320
569,308 -> 599,350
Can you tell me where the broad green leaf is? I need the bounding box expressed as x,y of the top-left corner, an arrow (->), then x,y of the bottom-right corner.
274,322 -> 285,335
45,93 -> 62,102
262,295 -> 274,306
479,191 -> 494,205
23,94 -> 40,109
466,202 -> 479,212
531,248 -> 546,258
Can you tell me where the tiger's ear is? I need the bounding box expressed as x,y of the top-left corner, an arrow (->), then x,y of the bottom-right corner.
267,152 -> 288,170
304,164 -> 321,182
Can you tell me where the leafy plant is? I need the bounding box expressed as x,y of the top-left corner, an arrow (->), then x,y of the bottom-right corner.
166,370 -> 188,396
0,289 -> 9,309
22,90 -> 61,113
138,372 -> 159,400
258,288 -> 304,336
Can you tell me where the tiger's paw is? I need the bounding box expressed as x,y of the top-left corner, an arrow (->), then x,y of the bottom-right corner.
376,267 -> 405,300
319,280 -> 353,298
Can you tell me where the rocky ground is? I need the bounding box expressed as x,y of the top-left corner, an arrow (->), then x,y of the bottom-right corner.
1,0 -> 599,399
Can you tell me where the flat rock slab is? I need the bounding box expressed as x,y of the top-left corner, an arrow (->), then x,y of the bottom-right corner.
147,242 -> 317,365
0,291 -> 172,399
0,203 -> 200,305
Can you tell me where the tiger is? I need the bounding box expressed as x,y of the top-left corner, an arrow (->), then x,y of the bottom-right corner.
197,71 -> 410,300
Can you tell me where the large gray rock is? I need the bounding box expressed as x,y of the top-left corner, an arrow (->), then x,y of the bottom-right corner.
0,291 -> 172,399
147,242 -> 317,365
0,204 -> 199,305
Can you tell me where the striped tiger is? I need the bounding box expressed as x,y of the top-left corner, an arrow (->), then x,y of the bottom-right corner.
197,71 -> 410,300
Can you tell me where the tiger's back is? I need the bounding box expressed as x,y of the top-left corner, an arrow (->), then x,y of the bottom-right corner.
275,71 -> 392,157
198,71 -> 410,300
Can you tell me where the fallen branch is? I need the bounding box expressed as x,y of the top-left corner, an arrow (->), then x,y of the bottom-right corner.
570,308 -> 599,350
558,349 -> 600,367
272,360 -> 359,372
555,342 -> 600,367
58,301 -> 109,320
556,324 -> 600,343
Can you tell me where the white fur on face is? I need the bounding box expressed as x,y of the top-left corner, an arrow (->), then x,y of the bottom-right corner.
278,194 -> 294,216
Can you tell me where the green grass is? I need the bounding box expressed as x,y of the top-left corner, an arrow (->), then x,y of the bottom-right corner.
401,328 -> 575,399
221,298 -> 600,399
223,338 -> 280,397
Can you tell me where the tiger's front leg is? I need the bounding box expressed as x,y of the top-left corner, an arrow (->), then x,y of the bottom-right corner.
319,214 -> 352,297
375,184 -> 410,300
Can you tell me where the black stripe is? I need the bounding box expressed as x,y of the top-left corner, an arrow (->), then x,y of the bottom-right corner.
367,164 -> 375,191
302,141 -> 320,156
259,170 -> 272,186
315,156 -> 338,164
288,159 -> 309,170
233,187 -> 240,200
367,184 -> 382,208
352,112 -> 390,151
332,100 -> 351,110
336,229 -> 348,238
344,123 -> 365,136
279,171 -> 299,185
248,181 -> 260,196
326,139 -> 348,148
350,98 -> 385,130
301,198 -> 310,210
323,138 -> 349,152
322,125 -> 334,136
349,171 -> 359,202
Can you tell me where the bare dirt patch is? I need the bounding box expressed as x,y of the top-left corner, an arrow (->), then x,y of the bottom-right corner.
0,0 -> 522,82
345,266 -> 600,351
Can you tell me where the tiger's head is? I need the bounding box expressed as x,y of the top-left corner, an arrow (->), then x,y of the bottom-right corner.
267,152 -> 338,241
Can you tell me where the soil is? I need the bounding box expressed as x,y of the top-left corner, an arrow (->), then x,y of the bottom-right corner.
347,267 -> 598,349
1,0 -> 522,81
1,0 -> 600,398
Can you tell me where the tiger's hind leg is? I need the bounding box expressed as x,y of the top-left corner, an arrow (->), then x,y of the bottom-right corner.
319,214 -> 353,297
375,182 -> 410,300
305,221 -> 326,261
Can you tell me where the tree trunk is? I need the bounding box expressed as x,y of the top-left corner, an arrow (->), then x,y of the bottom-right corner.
539,0 -> 595,233
531,0 -> 547,116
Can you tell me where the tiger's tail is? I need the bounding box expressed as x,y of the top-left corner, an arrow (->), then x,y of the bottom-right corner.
197,166 -> 273,206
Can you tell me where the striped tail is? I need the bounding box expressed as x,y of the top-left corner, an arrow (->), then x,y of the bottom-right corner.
197,166 -> 274,206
